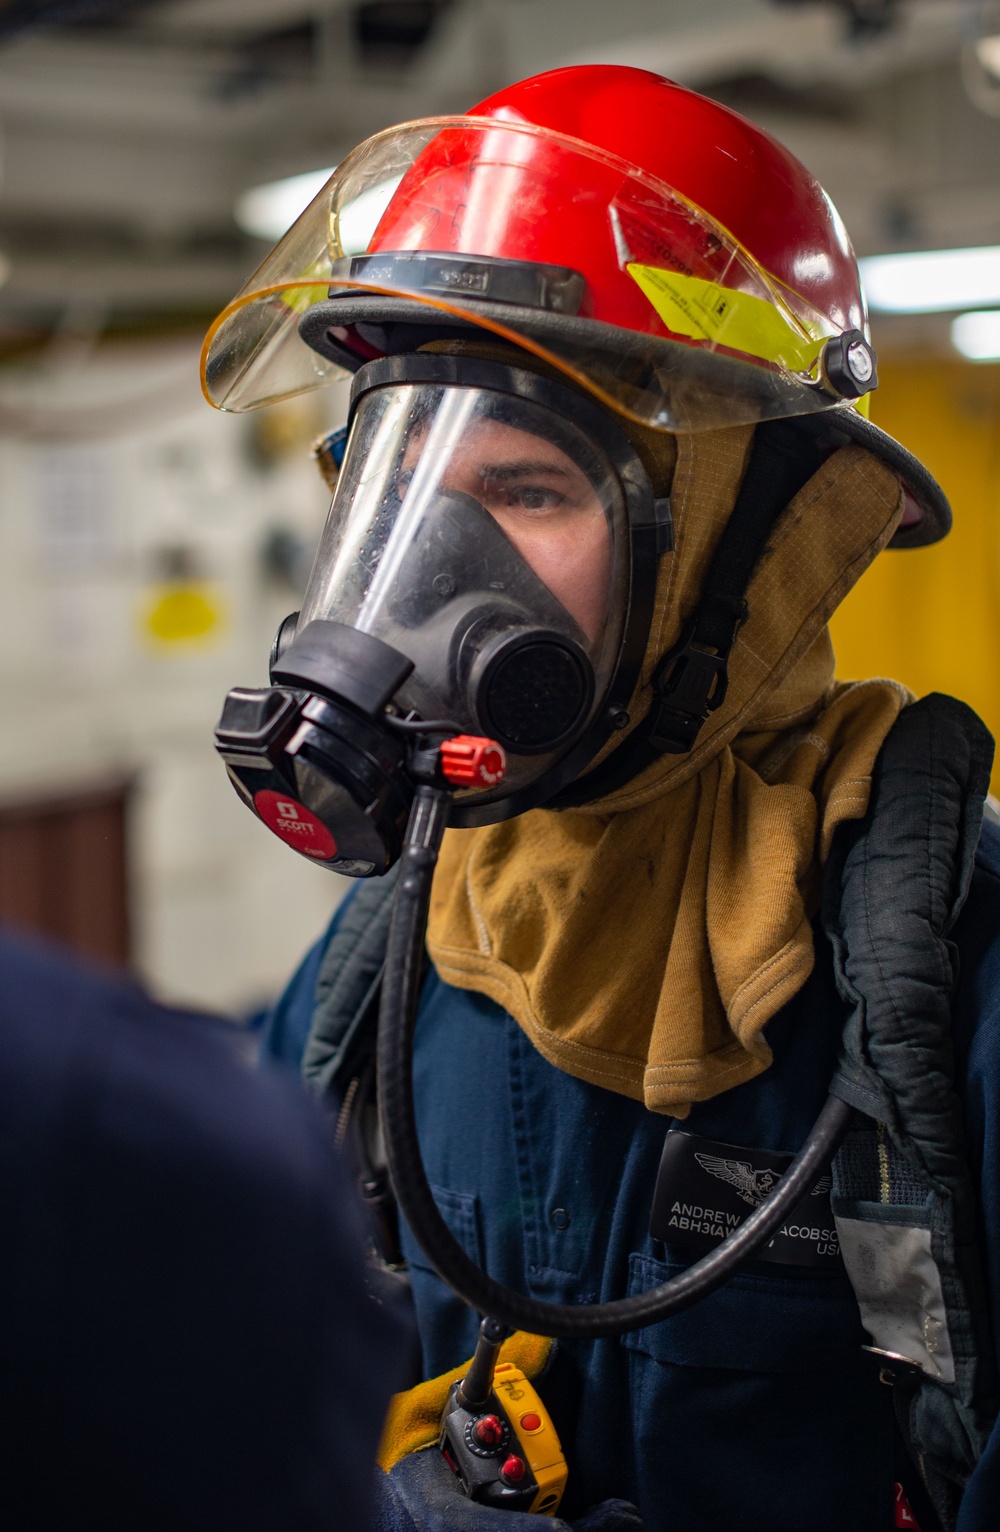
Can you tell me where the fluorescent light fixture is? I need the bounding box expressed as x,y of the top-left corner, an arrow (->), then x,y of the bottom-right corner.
235,167 -> 335,242
860,246 -> 1000,314
951,310 -> 1000,360
338,176 -> 405,257
235,168 -> 406,258
974,33 -> 1000,78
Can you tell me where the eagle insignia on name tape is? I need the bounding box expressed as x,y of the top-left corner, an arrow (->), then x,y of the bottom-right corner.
650,1131 -> 842,1269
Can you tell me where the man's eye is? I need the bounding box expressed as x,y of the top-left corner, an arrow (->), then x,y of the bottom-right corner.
507,487 -> 564,511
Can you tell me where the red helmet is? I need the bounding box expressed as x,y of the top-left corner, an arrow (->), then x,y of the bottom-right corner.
203,65 -> 947,543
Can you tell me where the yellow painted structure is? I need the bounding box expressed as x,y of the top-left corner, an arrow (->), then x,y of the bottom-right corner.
141,583 -> 224,648
830,359 -> 1000,792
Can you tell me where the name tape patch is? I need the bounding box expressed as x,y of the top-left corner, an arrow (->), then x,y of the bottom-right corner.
649,1129 -> 842,1270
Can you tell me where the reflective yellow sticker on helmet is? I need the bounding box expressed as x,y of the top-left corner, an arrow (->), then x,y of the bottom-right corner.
278,283 -> 330,315
626,264 -> 825,375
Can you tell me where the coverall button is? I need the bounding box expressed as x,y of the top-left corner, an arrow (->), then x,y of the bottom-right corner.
550,1207 -> 570,1230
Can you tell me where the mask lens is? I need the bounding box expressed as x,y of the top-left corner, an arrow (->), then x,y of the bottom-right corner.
297,380 -> 630,800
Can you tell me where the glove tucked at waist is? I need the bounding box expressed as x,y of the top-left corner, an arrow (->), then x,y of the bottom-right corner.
373,1446 -> 646,1532
378,1331 -> 553,1472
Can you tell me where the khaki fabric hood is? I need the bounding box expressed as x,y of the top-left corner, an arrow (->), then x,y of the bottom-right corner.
426,420 -> 908,1115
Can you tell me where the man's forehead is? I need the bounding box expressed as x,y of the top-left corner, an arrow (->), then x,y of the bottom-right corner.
446,418 -> 582,469
478,459 -> 573,479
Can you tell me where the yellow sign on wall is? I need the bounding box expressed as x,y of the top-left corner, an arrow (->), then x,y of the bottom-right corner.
142,583 -> 224,648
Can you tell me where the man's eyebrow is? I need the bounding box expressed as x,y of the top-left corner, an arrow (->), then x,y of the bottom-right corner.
478,459 -> 573,479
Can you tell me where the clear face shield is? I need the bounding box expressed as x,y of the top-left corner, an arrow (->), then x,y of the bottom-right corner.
295,365 -> 636,804
201,116 -> 875,431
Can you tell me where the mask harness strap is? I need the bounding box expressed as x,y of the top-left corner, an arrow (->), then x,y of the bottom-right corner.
552,418 -> 828,808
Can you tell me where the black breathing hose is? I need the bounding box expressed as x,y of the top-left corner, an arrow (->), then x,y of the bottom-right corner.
378,782 -> 852,1340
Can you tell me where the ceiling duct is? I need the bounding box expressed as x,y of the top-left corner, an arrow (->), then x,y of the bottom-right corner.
770,0 -> 902,41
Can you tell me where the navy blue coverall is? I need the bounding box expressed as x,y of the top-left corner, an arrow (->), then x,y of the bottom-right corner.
0,927 -> 411,1531
265,818 -> 1000,1532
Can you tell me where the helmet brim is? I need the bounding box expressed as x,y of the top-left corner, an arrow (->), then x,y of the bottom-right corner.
813,407 -> 950,548
299,293 -> 949,549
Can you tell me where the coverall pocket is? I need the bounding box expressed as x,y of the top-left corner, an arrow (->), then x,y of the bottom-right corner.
618,1253 -> 891,1532
403,1184 -> 484,1370
405,1184 -> 483,1270
621,1252 -> 865,1373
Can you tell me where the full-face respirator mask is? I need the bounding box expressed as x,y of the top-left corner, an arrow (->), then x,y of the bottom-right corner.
215,355 -> 661,872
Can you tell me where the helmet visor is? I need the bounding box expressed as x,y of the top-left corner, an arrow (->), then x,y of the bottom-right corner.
296,378 -> 630,803
204,117 -> 861,431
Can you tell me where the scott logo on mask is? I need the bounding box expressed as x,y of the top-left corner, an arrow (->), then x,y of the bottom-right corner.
649,1130 -> 842,1269
253,789 -> 338,860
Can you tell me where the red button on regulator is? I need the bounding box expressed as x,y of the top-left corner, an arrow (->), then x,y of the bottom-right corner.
473,1415 -> 504,1448
439,735 -> 507,789
500,1455 -> 526,1485
519,1413 -> 541,1432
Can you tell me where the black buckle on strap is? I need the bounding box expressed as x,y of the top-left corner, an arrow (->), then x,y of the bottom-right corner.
647,618 -> 740,755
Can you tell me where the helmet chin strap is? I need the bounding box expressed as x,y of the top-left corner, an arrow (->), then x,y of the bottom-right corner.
551,417 -> 830,808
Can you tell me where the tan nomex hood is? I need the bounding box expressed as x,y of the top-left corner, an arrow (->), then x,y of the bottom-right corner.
426,420 -> 908,1115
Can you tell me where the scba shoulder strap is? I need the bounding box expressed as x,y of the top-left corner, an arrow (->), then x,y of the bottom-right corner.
302,862 -> 404,1265
300,695 -> 998,1527
302,860 -> 400,1102
823,692 -> 998,1531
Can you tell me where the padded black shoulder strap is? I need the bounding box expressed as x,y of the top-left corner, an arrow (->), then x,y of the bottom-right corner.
301,863 -> 400,1100
823,693 -> 997,1528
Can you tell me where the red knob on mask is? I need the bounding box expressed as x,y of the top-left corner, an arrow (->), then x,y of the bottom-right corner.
439,736 -> 507,789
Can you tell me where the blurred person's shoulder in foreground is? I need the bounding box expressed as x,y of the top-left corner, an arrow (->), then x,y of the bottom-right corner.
0,925 -> 412,1532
